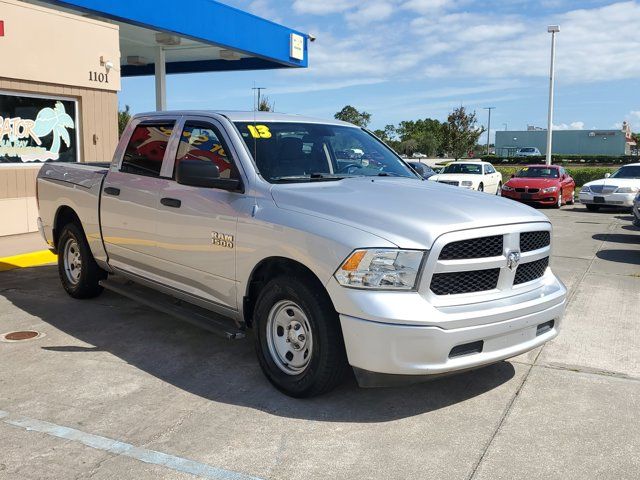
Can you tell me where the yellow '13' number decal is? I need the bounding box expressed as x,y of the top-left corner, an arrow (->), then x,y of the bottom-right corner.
247,124 -> 272,139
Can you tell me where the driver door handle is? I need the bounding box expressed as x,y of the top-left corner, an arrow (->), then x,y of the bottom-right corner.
161,197 -> 181,208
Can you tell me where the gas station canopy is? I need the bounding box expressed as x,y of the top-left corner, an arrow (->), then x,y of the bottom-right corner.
34,0 -> 309,108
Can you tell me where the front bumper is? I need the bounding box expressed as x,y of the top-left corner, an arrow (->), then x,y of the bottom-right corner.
579,191 -> 636,208
340,299 -> 564,377
501,190 -> 558,205
331,273 -> 566,377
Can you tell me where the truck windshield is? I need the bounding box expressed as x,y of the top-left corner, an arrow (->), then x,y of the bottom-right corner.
234,122 -> 416,183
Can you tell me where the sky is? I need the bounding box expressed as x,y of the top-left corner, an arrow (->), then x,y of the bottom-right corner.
119,0 -> 640,142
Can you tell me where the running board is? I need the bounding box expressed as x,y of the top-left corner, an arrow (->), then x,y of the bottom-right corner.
99,278 -> 245,340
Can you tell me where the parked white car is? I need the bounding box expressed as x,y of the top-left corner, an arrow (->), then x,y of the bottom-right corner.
579,163 -> 640,211
413,152 -> 427,158
515,147 -> 542,157
429,161 -> 503,194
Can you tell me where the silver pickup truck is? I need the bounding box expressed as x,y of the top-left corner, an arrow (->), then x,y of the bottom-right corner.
37,111 -> 567,397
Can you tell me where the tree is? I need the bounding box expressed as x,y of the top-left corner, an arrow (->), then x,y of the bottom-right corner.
258,96 -> 275,112
396,118 -> 445,156
443,106 -> 484,160
118,105 -> 131,138
334,105 -> 371,128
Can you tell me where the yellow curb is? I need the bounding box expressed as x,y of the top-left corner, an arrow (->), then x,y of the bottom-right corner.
0,250 -> 58,272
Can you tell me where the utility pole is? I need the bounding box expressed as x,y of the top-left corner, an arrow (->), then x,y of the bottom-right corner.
546,25 -> 559,165
252,87 -> 266,111
483,107 -> 495,155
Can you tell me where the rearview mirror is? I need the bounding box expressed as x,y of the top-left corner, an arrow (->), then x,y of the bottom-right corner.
604,172 -> 611,178
176,159 -> 242,191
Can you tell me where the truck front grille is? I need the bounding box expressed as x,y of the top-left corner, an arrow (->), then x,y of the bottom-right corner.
424,226 -> 552,301
520,231 -> 551,252
430,268 -> 500,295
439,235 -> 503,260
514,257 -> 549,285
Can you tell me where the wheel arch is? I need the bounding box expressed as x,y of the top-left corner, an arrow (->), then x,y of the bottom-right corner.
52,205 -> 82,251
243,256 -> 334,328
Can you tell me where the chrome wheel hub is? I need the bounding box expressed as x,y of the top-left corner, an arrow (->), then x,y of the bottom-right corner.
63,238 -> 82,285
266,300 -> 313,375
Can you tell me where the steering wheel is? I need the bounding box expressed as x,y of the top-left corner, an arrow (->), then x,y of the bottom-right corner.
337,163 -> 362,174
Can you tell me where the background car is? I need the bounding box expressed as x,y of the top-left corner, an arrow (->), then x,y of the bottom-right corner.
579,163 -> 640,211
515,147 -> 542,157
428,161 -> 502,194
413,152 -> 427,158
407,161 -> 436,179
501,165 -> 575,208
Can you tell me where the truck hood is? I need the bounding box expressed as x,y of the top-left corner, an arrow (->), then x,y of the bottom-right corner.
270,177 -> 548,249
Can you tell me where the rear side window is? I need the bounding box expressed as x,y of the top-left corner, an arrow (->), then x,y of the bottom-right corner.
121,123 -> 174,177
174,122 -> 239,180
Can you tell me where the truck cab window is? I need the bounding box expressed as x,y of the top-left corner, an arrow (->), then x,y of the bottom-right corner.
174,122 -> 239,180
121,123 -> 174,177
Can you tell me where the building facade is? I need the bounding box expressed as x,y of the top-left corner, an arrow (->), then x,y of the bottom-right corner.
495,123 -> 635,157
0,0 -> 120,236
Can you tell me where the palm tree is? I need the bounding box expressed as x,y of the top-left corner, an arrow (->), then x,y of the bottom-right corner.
32,101 -> 75,156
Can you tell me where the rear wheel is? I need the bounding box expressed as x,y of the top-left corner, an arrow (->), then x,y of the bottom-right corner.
567,189 -> 575,205
57,223 -> 106,298
586,204 -> 600,212
253,274 -> 348,397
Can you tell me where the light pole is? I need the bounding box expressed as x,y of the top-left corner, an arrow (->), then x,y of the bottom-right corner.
546,25 -> 559,166
252,86 -> 266,111
483,107 -> 495,155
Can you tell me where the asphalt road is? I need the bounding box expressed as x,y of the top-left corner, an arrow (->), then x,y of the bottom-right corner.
0,206 -> 638,480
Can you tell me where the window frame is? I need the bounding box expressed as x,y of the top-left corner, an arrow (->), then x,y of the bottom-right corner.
115,117 -> 179,177
162,115 -> 246,189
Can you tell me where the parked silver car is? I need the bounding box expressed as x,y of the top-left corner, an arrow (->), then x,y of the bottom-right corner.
37,111 -> 567,397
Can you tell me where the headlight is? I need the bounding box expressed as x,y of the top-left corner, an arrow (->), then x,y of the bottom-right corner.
581,186 -> 591,193
542,186 -> 558,193
461,181 -> 473,187
335,249 -> 425,290
616,187 -> 639,194
502,184 -> 514,191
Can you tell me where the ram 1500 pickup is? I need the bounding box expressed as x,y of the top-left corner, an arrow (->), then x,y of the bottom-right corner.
37,111 -> 567,397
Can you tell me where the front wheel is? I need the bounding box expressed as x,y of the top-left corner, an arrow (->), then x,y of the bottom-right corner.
496,182 -> 502,195
586,204 -> 600,212
253,275 -> 348,397
567,189 -> 575,205
478,183 -> 484,192
555,192 -> 563,208
57,223 -> 106,298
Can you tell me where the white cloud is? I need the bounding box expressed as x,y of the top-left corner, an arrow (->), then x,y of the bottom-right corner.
403,0 -> 455,14
553,121 -> 585,130
292,0 -> 358,15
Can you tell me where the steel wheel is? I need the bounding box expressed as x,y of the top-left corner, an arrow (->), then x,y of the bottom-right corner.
266,300 -> 313,375
62,237 -> 82,285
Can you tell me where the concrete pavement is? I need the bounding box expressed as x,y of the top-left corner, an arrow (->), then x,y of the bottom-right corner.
0,206 -> 638,479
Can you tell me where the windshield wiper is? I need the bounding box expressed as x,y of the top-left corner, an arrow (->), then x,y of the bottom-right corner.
271,174 -> 349,183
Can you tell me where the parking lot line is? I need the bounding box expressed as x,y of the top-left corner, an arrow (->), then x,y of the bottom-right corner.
0,250 -> 57,272
0,409 -> 264,480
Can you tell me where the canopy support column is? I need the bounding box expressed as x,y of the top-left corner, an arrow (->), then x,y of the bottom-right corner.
155,47 -> 166,111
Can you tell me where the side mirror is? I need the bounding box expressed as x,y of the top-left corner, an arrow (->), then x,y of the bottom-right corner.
604,172 -> 611,178
176,159 -> 242,191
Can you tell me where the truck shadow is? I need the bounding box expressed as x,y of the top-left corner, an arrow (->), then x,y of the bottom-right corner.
1,266 -> 516,423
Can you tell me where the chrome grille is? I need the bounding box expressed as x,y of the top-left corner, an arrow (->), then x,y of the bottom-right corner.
590,185 -> 617,194
520,231 -> 551,252
439,235 -> 503,260
514,257 -> 549,285
430,268 -> 500,295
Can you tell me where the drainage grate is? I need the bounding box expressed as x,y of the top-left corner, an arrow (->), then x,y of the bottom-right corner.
1,330 -> 44,342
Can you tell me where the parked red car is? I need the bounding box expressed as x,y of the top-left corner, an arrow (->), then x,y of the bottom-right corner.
501,165 -> 575,208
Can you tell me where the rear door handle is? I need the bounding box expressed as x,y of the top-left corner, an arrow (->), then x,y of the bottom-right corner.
104,187 -> 120,196
161,197 -> 181,208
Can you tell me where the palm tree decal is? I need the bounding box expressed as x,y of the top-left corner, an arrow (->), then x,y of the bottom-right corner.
32,101 -> 75,156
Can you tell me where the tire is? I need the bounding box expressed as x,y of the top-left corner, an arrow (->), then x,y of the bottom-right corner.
478,183 -> 484,192
496,182 -> 502,195
634,214 -> 640,227
57,222 -> 106,299
586,204 -> 600,212
253,274 -> 348,397
567,189 -> 575,205
555,193 -> 563,208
